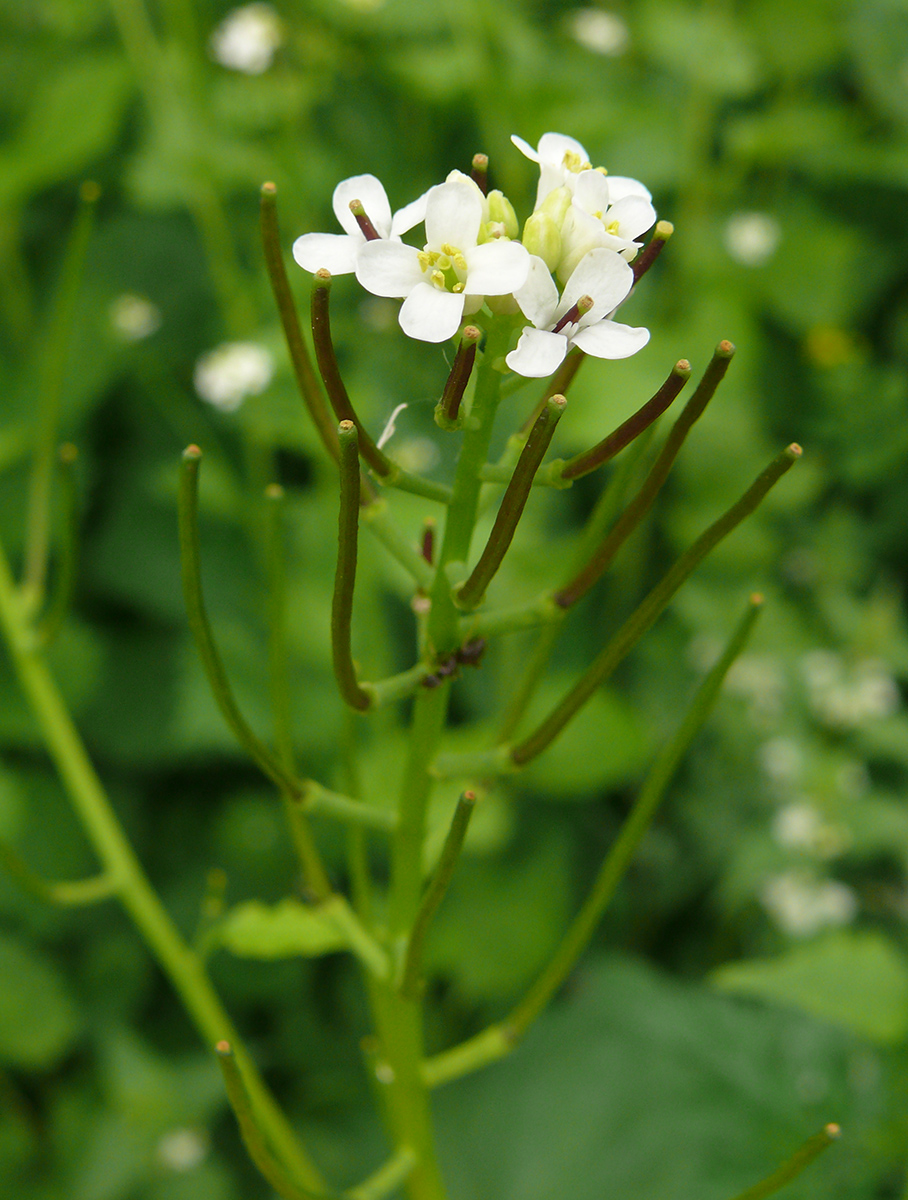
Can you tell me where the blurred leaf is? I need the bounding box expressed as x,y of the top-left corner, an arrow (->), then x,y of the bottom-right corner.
0,931 -> 80,1068
215,897 -> 350,958
713,929 -> 908,1044
436,955 -> 878,1200
637,0 -> 763,97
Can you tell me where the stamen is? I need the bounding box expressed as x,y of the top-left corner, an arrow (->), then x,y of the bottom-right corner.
348,199 -> 381,241
553,294 -> 594,334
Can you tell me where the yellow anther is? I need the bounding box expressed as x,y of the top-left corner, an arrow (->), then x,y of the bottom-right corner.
430,269 -> 446,289
453,252 -> 468,272
417,250 -> 431,271
595,166 -> 608,176
452,282 -> 464,293
606,220 -> 621,235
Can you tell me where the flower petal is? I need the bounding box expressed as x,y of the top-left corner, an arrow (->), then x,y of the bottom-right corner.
537,132 -> 590,166
506,328 -> 569,377
425,181 -> 482,250
399,283 -> 465,343
292,232 -> 360,275
356,240 -> 424,298
557,247 -> 633,323
573,319 -> 650,359
607,194 -> 657,239
573,169 -> 611,214
464,240 -> 530,296
333,175 -> 393,238
513,254 -> 559,328
511,134 -> 541,164
603,175 -> 652,204
391,190 -> 429,235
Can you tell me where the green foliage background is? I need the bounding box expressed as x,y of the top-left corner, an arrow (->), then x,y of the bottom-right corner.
1,0 -> 908,1197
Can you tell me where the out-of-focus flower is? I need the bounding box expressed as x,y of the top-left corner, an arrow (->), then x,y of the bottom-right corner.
210,3 -> 283,74
109,293 -> 161,341
193,342 -> 274,412
758,737 -> 804,784
506,248 -> 648,377
726,653 -> 787,725
761,870 -> 858,937
771,802 -> 850,859
293,175 -> 426,276
723,212 -> 780,266
801,650 -> 900,729
157,1128 -> 209,1172
566,8 -> 629,55
355,179 -> 529,342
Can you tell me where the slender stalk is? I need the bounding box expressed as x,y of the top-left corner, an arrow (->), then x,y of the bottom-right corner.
632,219 -> 674,284
299,783 -> 397,832
178,447 -> 304,794
555,340 -> 736,608
455,396 -> 567,610
0,842 -> 117,907
506,595 -> 764,1038
729,1124 -> 841,1200
399,791 -> 476,998
558,359 -> 691,481
311,272 -> 393,477
322,895 -> 391,980
333,423 -> 372,712
512,445 -> 801,767
22,183 -> 99,613
216,1041 -> 337,1200
348,1147 -> 416,1200
0,537 -> 325,1190
261,183 -> 339,464
37,443 -> 80,646
365,662 -> 434,707
435,327 -> 481,429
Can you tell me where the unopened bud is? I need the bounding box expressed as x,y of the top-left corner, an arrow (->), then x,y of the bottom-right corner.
538,185 -> 572,227
486,190 -> 518,238
523,211 -> 562,271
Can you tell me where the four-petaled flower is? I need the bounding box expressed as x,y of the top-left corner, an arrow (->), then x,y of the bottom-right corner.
292,174 -> 426,276
355,180 -> 530,343
506,248 -> 650,378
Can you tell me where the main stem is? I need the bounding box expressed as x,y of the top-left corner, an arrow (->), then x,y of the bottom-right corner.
0,541 -> 324,1192
373,322 -> 512,1200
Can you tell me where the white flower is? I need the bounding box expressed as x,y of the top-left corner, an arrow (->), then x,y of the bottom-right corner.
157,1128 -> 209,1172
511,132 -> 652,214
193,342 -> 274,412
109,293 -> 161,341
209,4 -> 282,74
566,9 -> 629,56
559,168 -> 656,275
293,175 -> 426,276
506,248 -> 649,377
761,871 -> 857,938
724,212 -> 781,266
355,179 -> 530,343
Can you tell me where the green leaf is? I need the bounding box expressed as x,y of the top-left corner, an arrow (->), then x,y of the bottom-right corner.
215,897 -> 350,959
0,932 -> 80,1068
712,930 -> 908,1044
436,956 -> 875,1200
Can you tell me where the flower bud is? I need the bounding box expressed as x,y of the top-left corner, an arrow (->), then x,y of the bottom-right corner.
486,190 -> 518,238
538,185 -> 572,227
522,211 -> 562,272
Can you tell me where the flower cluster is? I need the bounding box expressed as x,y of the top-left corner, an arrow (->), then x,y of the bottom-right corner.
293,133 -> 654,375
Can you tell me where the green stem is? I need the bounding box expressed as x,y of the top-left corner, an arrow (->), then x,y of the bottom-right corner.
364,662 -> 434,707
0,538 -> 325,1191
728,1124 -> 841,1200
333,422 -> 372,711
299,783 -> 397,832
506,595 -> 764,1039
555,340 -> 735,608
399,791 -> 476,999
22,183 -> 99,613
216,1041 -> 338,1200
348,1146 -> 416,1200
37,442 -> 81,647
455,395 -> 566,610
557,358 -> 691,482
512,444 -> 800,766
261,183 -> 339,464
0,841 -> 117,907
178,447 -> 305,794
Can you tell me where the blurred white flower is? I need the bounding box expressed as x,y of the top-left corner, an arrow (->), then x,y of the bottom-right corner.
157,1128 -> 209,1172
758,737 -> 803,784
771,801 -> 849,859
193,342 -> 274,412
109,293 -> 161,341
726,653 -> 787,724
566,9 -> 629,56
801,650 -> 900,729
724,212 -> 781,266
761,871 -> 857,937
210,4 -> 282,75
